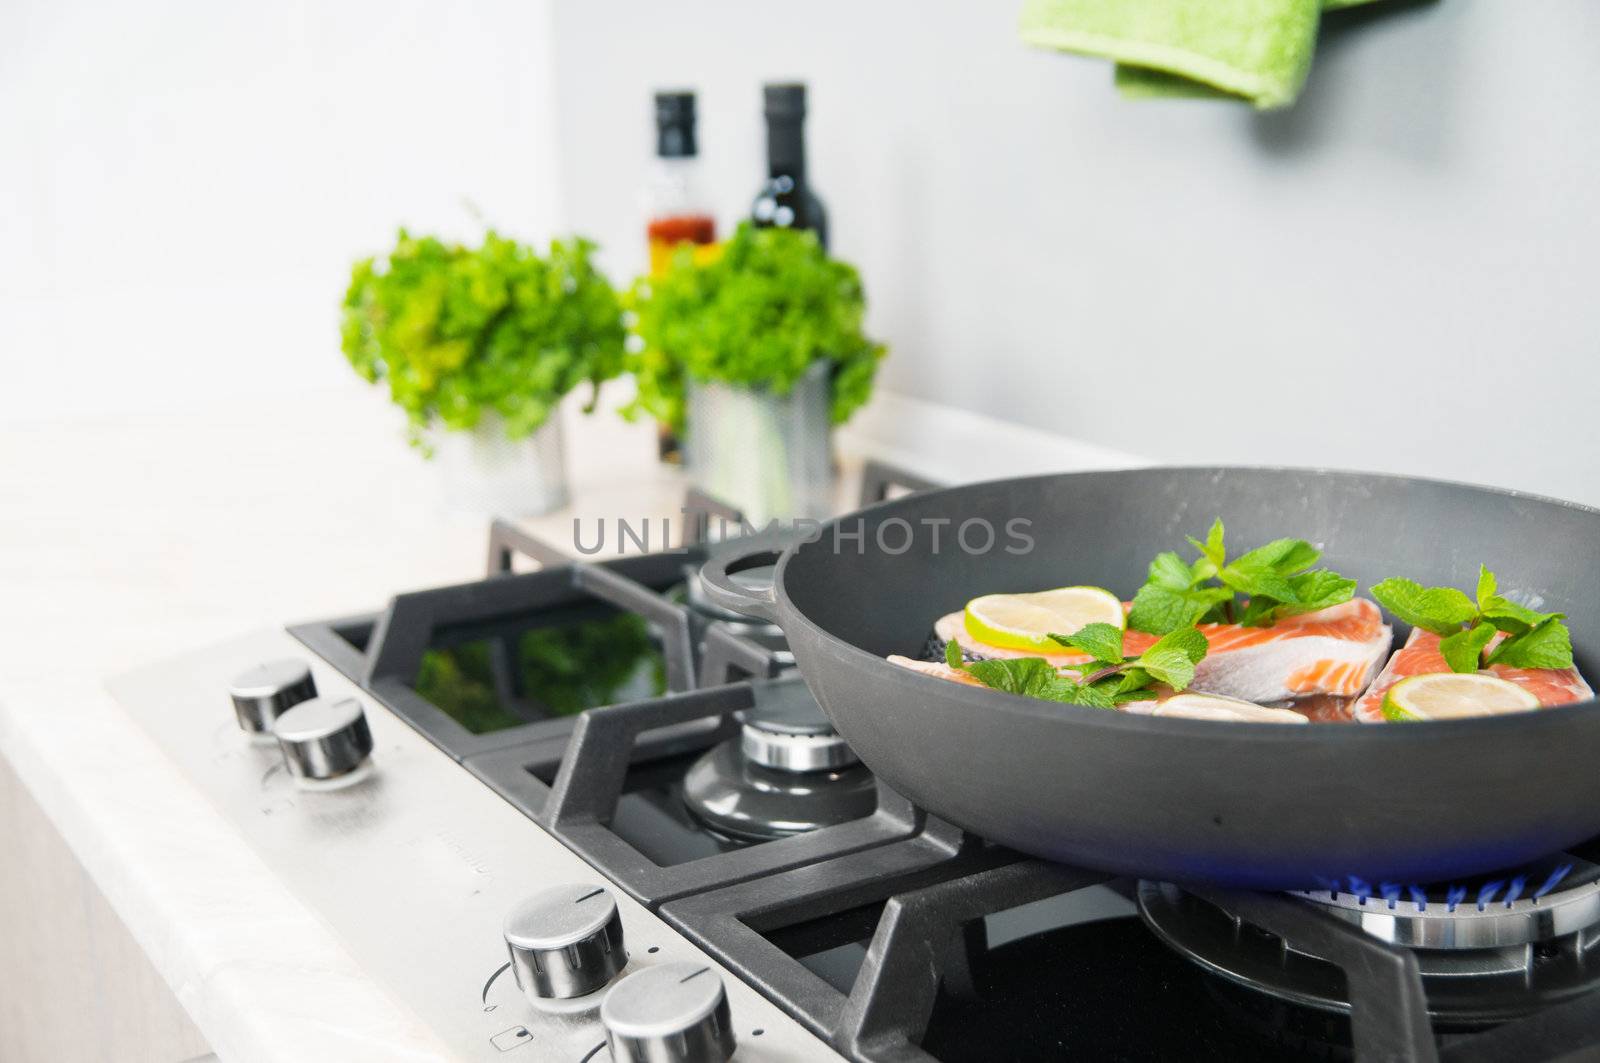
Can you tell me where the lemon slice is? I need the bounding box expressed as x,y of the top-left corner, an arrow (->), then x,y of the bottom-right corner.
1380,673 -> 1540,722
963,586 -> 1124,651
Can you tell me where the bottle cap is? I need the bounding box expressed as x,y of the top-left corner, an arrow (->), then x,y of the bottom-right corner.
763,83 -> 807,123
655,91 -> 698,158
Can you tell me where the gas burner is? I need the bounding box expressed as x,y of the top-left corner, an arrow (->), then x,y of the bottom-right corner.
1138,880 -> 1600,1026
1290,852 -> 1600,949
681,679 -> 874,842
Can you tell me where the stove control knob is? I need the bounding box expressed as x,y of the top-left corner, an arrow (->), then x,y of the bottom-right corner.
601,962 -> 736,1063
271,697 -> 373,781
503,884 -> 627,1003
228,659 -> 316,737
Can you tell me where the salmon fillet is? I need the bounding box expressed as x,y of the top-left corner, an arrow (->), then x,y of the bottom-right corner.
932,597 -> 1390,703
890,655 -> 1316,723
887,654 -> 984,686
1352,627 -> 1594,723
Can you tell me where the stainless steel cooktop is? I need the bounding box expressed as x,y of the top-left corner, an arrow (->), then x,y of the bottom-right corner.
109,628 -> 840,1063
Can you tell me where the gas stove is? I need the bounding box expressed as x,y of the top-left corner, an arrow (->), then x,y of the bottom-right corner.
107,470 -> 1600,1062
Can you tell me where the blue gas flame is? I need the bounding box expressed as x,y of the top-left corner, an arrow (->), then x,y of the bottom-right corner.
1320,862 -> 1575,909
1533,863 -> 1574,900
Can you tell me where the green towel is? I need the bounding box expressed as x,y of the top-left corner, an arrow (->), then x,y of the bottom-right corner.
1019,0 -> 1383,109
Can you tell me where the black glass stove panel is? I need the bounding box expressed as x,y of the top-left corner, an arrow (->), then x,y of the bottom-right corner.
768,900 -> 887,994
916,890 -> 1354,1062
760,881 -> 1348,1061
527,747 -> 751,868
413,598 -> 669,734
332,618 -> 373,653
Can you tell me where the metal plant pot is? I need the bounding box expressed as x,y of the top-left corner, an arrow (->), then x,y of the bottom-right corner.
685,360 -> 832,527
435,412 -> 570,516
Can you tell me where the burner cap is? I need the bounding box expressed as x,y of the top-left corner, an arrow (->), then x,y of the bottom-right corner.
738,680 -> 856,772
680,740 -> 876,843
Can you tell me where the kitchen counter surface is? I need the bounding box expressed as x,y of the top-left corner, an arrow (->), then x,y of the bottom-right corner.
0,385 -> 1139,1062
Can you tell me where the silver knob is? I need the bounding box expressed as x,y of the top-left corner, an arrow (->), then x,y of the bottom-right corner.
228,659 -> 316,737
503,884 -> 626,1003
271,697 -> 373,780
601,962 -> 735,1063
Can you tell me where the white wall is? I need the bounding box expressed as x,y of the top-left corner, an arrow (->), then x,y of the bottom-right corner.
5,2 -> 1596,506
548,0 -> 1600,506
0,0 -> 562,422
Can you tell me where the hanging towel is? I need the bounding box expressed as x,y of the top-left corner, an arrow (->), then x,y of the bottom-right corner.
1019,0 -> 1385,109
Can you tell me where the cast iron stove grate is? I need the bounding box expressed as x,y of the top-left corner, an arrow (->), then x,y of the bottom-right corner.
660,837 -> 1600,1063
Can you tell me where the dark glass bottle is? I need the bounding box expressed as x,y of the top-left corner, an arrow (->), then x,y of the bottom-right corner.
751,83 -> 828,250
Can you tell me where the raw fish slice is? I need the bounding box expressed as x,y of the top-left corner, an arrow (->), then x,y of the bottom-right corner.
887,654 -> 984,686
890,656 -> 1315,724
1190,598 -> 1390,703
933,598 -> 1390,702
1352,627 -> 1594,723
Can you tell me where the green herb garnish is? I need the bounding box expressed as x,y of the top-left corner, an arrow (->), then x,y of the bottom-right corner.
1370,566 -> 1573,673
622,222 -> 886,433
945,624 -> 1208,707
342,231 -> 626,450
1126,519 -> 1355,635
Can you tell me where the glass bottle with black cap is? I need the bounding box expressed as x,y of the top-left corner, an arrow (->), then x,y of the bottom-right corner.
643,90 -> 715,463
645,90 -> 716,277
751,82 -> 828,250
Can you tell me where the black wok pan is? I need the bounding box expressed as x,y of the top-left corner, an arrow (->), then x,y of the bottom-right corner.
699,467 -> 1600,890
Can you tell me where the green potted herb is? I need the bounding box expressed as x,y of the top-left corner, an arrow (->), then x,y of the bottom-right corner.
341,230 -> 625,514
623,222 -> 886,523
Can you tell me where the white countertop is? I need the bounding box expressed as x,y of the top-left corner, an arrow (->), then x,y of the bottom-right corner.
0,384 -> 1139,1062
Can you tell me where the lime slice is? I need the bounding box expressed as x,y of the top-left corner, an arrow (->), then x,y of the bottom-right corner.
963,586 -> 1124,652
1380,673 -> 1540,722
1154,693 -> 1309,724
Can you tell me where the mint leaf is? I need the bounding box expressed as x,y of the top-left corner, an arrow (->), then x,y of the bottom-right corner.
1148,626 -> 1209,666
1138,648 -> 1198,690
1476,565 -> 1497,605
945,639 -> 964,670
1106,669 -> 1153,697
1273,540 -> 1323,575
1369,578 -> 1479,635
1136,627 -> 1209,691
1056,682 -> 1119,709
1128,584 -> 1229,635
1479,596 -> 1552,635
1439,622 -> 1495,673
1219,560 -> 1299,606
1131,521 -> 1349,636
1236,597 -> 1281,627
1287,569 -> 1358,611
1186,519 -> 1226,573
1147,551 -> 1197,591
1047,622 -> 1126,666
962,657 -> 1118,708
964,658 -> 1059,697
1241,569 -> 1357,627
1486,617 -> 1574,670
1230,538 -> 1320,576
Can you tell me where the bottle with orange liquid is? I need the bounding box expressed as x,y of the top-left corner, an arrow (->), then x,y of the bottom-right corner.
643,91 -> 716,463
645,92 -> 716,277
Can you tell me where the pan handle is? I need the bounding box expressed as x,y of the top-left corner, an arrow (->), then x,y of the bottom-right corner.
698,543 -> 784,623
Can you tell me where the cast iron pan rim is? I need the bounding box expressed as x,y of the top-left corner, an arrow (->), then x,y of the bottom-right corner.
774,463 -> 1600,738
